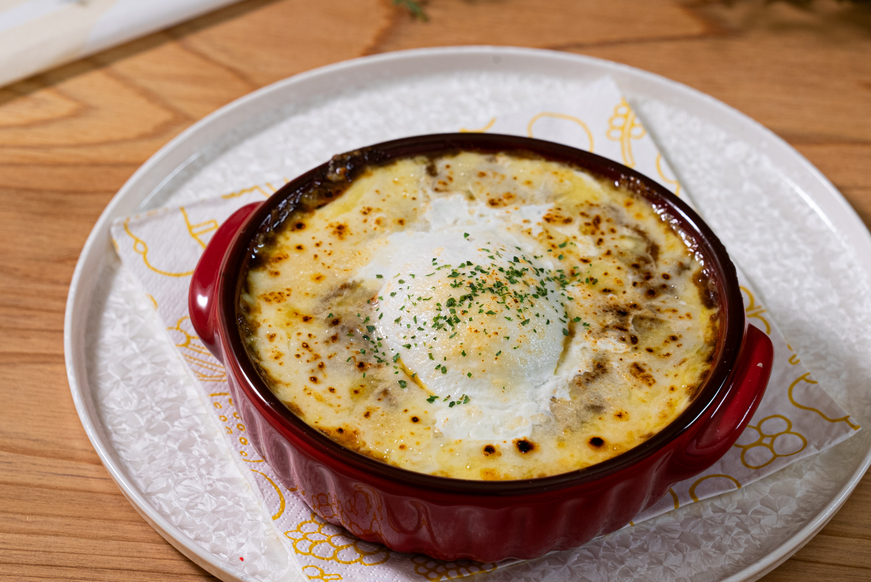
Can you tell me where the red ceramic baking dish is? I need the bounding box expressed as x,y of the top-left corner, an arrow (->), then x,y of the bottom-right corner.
189,133 -> 773,562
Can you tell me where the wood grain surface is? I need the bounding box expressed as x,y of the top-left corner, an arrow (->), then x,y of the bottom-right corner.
1,0 -> 870,579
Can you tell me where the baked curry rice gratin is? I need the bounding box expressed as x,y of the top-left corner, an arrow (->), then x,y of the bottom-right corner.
239,148 -> 719,480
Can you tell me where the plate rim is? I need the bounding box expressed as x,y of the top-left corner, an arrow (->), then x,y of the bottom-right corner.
64,45 -> 871,582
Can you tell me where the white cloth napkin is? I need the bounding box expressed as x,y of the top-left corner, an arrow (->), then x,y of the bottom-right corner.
0,0 -> 239,87
110,77 -> 860,581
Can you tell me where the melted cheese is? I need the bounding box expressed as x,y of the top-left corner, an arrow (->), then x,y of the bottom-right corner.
241,152 -> 718,480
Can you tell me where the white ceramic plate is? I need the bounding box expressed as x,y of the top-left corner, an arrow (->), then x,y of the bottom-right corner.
65,47 -> 871,582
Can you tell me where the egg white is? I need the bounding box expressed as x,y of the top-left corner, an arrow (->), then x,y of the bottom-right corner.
354,195 -> 587,441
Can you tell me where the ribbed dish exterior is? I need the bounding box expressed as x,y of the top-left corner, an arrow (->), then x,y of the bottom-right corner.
226,354 -> 672,561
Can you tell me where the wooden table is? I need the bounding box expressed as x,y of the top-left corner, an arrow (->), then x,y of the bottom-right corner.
2,0 -> 869,579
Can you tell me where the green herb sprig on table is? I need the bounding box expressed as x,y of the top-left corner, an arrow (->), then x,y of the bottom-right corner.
393,0 -> 429,21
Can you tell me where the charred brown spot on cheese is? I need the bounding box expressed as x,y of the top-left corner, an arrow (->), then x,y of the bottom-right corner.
330,223 -> 349,239
487,191 -> 517,208
259,290 -> 290,304
320,425 -> 360,448
483,444 -> 497,456
544,209 -> 574,224
411,416 -> 419,423
588,437 -> 605,448
630,362 -> 656,386
514,439 -> 535,454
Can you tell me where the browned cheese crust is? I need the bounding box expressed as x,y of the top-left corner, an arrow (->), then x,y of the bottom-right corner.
241,152 -> 719,480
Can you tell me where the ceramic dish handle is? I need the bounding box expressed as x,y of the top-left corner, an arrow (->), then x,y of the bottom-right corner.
189,202 -> 262,363
676,324 -> 773,475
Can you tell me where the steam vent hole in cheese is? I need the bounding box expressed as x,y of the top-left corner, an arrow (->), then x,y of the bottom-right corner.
240,151 -> 719,480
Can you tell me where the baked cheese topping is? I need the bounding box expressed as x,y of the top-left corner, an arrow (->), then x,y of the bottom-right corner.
241,152 -> 719,480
